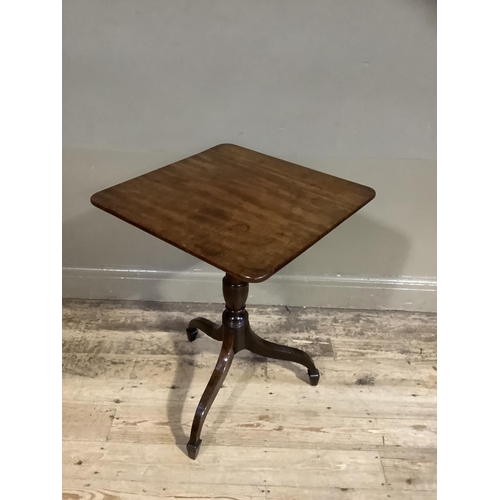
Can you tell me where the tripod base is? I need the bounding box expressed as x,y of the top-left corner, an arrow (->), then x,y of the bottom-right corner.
184,274 -> 320,459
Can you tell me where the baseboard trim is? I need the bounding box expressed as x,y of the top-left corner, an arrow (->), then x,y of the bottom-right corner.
62,267 -> 436,312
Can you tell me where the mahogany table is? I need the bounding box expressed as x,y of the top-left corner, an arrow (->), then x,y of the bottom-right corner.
91,143 -> 376,459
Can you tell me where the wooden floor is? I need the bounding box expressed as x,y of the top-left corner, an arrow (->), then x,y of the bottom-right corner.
62,300 -> 437,500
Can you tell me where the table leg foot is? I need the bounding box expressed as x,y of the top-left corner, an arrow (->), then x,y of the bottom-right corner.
186,327 -> 198,342
308,367 -> 320,386
186,439 -> 202,460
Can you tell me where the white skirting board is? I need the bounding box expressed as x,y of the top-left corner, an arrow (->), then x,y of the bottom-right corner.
62,267 -> 436,312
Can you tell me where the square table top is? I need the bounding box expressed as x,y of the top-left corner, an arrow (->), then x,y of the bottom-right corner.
91,144 -> 375,283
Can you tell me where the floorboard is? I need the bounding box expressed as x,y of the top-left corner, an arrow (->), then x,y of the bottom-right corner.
62,299 -> 437,499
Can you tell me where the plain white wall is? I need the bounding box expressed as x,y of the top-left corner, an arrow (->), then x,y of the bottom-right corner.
63,0 -> 436,310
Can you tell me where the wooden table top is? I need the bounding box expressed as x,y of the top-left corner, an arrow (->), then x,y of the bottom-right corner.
91,144 -> 375,283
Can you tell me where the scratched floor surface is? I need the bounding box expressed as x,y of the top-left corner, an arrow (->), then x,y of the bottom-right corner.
62,300 -> 437,500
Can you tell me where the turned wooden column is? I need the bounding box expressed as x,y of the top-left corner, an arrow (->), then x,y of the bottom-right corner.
222,274 -> 249,353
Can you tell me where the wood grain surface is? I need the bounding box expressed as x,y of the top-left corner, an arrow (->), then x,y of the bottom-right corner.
90,144 -> 375,282
62,299 -> 436,500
